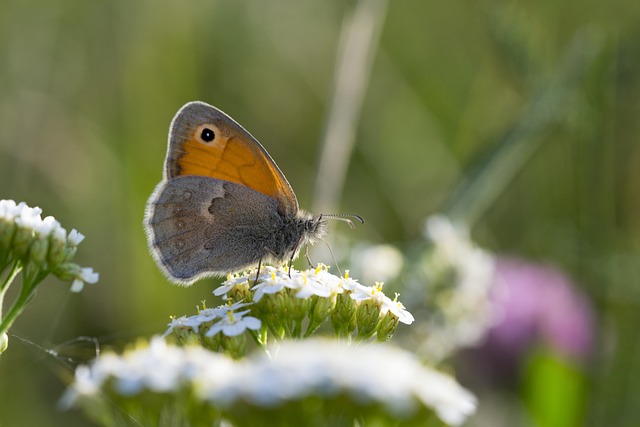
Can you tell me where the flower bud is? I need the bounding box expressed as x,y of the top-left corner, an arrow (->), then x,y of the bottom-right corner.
331,291 -> 356,336
258,292 -> 284,334
28,235 -> 49,268
228,281 -> 253,303
202,329 -> 223,352
376,311 -> 399,341
0,219 -> 16,252
306,295 -> 334,336
53,263 -> 82,282
221,334 -> 247,359
12,226 -> 34,259
356,299 -> 381,339
47,228 -> 69,267
287,289 -> 308,324
164,316 -> 197,342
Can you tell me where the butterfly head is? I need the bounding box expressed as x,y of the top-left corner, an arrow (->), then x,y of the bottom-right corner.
294,211 -> 365,250
295,210 -> 328,247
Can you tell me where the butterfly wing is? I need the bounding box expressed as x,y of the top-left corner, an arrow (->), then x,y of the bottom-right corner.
164,101 -> 299,217
145,175 -> 285,285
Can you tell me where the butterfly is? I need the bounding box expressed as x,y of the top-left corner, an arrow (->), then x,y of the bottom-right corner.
144,101 -> 361,285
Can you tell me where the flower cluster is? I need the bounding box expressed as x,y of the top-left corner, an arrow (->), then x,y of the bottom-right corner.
0,199 -> 99,290
0,199 -> 98,352
164,301 -> 261,358
62,337 -> 476,427
418,215 -> 496,363
165,264 -> 414,347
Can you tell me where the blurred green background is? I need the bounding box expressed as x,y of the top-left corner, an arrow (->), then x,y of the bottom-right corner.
0,0 -> 638,426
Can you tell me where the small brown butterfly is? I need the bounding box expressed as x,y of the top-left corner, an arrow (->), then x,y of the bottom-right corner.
144,101 -> 360,285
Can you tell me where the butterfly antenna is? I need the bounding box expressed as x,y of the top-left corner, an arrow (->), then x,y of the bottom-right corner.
320,237 -> 343,277
321,214 -> 365,230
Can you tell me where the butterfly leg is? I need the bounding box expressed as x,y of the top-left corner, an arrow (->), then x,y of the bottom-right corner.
287,250 -> 295,278
253,258 -> 263,286
304,245 -> 314,268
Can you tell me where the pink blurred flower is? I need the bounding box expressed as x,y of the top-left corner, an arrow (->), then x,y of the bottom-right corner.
489,257 -> 594,362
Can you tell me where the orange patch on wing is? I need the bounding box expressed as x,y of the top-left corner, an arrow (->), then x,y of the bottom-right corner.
175,138 -> 228,177
174,135 -> 295,210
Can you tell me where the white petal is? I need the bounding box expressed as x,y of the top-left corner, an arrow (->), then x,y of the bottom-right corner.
67,229 -> 85,245
221,322 -> 246,337
79,268 -> 99,284
70,279 -> 84,293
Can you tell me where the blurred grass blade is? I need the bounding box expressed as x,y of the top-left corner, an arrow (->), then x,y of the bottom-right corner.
445,29 -> 605,227
313,0 -> 388,217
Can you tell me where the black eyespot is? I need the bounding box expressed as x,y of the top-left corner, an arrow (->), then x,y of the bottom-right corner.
200,128 -> 215,142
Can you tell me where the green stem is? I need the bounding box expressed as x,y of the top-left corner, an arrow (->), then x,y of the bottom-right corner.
0,260 -> 22,320
260,325 -> 268,347
304,319 -> 322,338
281,320 -> 292,338
0,280 -> 32,336
292,319 -> 304,338
0,264 -> 47,336
0,259 -> 21,292
264,321 -> 280,341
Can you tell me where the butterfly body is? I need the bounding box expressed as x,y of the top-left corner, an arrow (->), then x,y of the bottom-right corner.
145,102 -> 326,285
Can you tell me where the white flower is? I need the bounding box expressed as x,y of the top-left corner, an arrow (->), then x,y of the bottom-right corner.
51,225 -> 68,242
210,265 -> 414,340
251,268 -> 293,302
246,264 -> 345,300
214,273 -> 251,297
419,214 -> 497,361
205,310 -> 261,337
59,366 -> 99,408
0,199 -> 19,219
293,271 -> 333,299
340,274 -> 365,292
164,302 -> 255,337
380,295 -> 415,325
70,280 -> 84,293
204,339 -> 476,425
67,229 -> 85,245
193,307 -> 227,323
0,199 -> 93,266
295,265 -> 343,298
14,203 -> 43,230
349,282 -> 383,302
61,337 -> 235,407
37,216 -> 62,236
111,338 -> 186,395
164,315 -> 201,336
345,282 -> 414,325
64,338 -> 476,426
194,301 -> 253,323
70,267 -> 99,292
1,200 -> 86,249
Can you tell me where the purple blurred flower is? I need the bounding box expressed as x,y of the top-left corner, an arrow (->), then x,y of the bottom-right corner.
488,257 -> 594,362
462,257 -> 595,387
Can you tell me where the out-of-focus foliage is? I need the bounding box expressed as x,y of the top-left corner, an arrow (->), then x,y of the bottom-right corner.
0,0 -> 638,426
